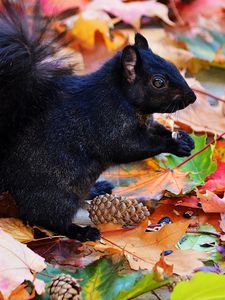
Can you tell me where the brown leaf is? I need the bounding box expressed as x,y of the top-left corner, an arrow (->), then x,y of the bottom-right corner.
28,238 -> 85,267
0,218 -> 34,243
92,219 -> 207,275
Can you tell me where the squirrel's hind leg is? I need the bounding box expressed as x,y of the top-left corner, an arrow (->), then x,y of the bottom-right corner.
19,188 -> 100,241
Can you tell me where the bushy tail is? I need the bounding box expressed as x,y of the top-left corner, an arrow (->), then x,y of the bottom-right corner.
0,0 -> 73,156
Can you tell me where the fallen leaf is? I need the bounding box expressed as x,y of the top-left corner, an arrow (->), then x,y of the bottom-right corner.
28,238 -> 84,267
171,272 -> 225,300
40,0 -> 88,16
9,283 -> 35,300
113,272 -> 168,300
163,195 -> 199,208
104,158 -> 192,200
0,229 -> 46,298
71,11 -> 127,51
167,77 -> 225,135
177,224 -> 218,252
86,0 -> 174,29
0,218 -> 34,243
150,203 -> 220,232
197,190 -> 225,213
161,134 -> 217,189
219,213 -> 225,232
173,0 -> 225,26
96,219 -> 206,275
200,162 -> 225,194
153,253 -> 173,280
177,29 -> 225,68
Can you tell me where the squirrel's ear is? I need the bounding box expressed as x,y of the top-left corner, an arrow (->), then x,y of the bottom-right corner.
121,46 -> 139,84
134,33 -> 149,49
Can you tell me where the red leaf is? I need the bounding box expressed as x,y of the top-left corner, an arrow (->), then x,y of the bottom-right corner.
200,162 -> 225,194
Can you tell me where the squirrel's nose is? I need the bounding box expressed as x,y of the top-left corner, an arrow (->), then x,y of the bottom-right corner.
187,90 -> 196,104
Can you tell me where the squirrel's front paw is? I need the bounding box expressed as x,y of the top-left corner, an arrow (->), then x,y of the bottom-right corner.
171,131 -> 194,157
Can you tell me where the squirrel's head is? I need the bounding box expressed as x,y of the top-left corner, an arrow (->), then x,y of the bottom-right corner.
120,33 -> 196,114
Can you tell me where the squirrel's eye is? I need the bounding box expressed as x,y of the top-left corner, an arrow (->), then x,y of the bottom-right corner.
152,76 -> 166,89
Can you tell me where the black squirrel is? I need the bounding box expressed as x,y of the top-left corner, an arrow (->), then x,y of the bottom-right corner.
0,0 -> 196,241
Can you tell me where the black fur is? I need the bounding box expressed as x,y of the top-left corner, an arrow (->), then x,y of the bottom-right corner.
0,1 -> 196,241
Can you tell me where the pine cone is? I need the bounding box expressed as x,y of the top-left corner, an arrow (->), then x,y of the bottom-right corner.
88,194 -> 150,225
48,274 -> 82,300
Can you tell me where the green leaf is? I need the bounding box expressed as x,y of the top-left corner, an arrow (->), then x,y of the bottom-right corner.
171,272 -> 225,300
114,272 -> 169,300
38,258 -> 166,300
178,29 -> 225,69
177,225 -> 218,253
75,258 -> 142,300
160,134 -> 217,190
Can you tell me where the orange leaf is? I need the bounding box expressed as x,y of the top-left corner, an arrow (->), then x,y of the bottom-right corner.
197,190 -> 225,213
150,203 -> 220,232
153,253 -> 173,280
9,284 -> 35,300
113,167 -> 191,200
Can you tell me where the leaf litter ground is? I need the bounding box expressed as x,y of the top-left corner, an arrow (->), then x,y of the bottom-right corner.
0,0 -> 225,298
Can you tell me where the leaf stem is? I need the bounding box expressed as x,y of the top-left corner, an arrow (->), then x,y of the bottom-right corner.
186,229 -> 221,238
174,131 -> 225,169
193,88 -> 225,103
38,271 -> 54,279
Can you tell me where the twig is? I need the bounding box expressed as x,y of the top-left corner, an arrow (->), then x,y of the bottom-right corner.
193,88 -> 225,103
151,289 -> 164,300
174,131 -> 225,169
38,271 -> 54,279
186,229 -> 221,238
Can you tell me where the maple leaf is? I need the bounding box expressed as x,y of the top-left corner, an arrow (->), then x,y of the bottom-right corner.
86,0 -> 174,30
196,190 -> 225,213
92,219 -> 207,275
28,238 -> 85,267
149,203 -> 221,232
172,0 -> 225,26
0,229 -> 46,298
71,11 -> 126,50
200,162 -> 225,194
162,134 -> 217,189
104,158 -> 192,200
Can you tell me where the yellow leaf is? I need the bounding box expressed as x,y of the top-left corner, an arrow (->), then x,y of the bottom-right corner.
0,218 -> 33,243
